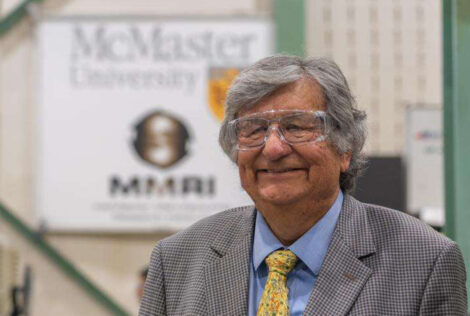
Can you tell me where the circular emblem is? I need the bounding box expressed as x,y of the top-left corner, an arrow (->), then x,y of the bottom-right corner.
133,110 -> 191,168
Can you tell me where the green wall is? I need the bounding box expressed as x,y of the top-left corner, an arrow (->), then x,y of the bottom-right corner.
443,0 -> 470,307
274,0 -> 305,56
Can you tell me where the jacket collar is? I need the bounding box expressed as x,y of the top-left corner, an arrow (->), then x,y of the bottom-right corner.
304,194 -> 376,314
204,195 -> 377,315
335,194 -> 376,258
205,206 -> 256,315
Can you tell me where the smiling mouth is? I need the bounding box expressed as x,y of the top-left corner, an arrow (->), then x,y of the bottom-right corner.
258,168 -> 305,173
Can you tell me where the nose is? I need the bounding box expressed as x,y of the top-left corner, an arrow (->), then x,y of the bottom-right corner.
262,126 -> 292,160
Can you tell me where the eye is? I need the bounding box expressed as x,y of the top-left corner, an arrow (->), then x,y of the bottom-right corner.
285,124 -> 303,131
241,126 -> 266,137
237,120 -> 267,137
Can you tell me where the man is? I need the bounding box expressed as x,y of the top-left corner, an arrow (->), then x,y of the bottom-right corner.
139,55 -> 467,315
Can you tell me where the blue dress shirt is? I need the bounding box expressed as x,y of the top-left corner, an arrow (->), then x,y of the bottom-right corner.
248,191 -> 343,316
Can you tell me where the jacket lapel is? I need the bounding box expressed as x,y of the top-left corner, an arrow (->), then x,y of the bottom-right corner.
205,206 -> 256,315
304,195 -> 376,315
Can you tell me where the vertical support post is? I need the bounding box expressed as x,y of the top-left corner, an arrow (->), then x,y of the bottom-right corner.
274,0 -> 305,56
443,0 -> 470,306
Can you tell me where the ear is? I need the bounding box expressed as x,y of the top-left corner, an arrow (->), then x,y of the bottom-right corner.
340,152 -> 352,173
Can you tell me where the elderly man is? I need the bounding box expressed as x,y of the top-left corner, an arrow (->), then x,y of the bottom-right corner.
139,55 -> 467,315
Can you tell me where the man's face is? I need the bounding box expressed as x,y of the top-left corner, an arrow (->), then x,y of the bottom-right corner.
237,77 -> 351,208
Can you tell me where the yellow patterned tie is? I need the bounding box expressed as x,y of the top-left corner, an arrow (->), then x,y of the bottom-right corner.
257,249 -> 298,316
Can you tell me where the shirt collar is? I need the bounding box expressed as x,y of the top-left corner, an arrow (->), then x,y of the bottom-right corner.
252,190 -> 343,276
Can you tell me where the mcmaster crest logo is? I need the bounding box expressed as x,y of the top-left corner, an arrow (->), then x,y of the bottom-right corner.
133,110 -> 191,168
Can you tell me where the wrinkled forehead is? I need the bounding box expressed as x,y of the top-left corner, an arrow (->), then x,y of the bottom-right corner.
236,77 -> 326,119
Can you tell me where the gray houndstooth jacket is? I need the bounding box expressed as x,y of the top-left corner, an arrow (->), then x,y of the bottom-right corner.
139,195 -> 467,315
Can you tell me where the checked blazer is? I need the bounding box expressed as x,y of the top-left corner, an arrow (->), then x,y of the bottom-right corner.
139,195 -> 467,315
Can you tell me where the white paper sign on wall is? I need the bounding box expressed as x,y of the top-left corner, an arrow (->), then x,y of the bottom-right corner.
406,107 -> 443,227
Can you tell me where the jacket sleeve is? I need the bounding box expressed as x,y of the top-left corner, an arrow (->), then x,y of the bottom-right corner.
139,243 -> 167,316
419,242 -> 467,315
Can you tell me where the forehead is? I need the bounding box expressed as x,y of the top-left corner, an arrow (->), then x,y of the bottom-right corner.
240,77 -> 325,117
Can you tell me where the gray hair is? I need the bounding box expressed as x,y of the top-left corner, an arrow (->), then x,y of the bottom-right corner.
219,55 -> 367,193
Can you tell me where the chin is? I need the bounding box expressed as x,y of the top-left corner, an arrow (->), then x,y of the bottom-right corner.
258,188 -> 304,206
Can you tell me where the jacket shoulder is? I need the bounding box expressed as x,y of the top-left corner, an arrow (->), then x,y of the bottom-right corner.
157,205 -> 255,256
344,197 -> 467,314
361,200 -> 455,253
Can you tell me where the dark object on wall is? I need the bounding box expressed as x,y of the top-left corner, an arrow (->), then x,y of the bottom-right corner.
10,266 -> 31,316
352,156 -> 406,212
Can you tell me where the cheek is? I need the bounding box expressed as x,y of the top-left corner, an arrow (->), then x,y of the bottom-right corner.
237,152 -> 257,185
303,148 -> 342,182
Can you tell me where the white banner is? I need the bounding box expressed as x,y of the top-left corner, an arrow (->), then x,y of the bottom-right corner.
36,17 -> 273,231
406,107 -> 443,226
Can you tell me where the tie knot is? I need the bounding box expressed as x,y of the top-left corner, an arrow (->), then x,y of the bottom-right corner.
265,249 -> 298,276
